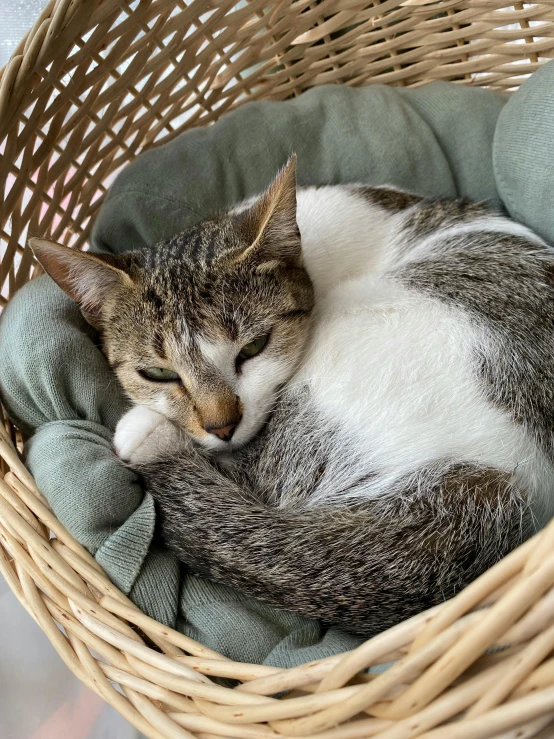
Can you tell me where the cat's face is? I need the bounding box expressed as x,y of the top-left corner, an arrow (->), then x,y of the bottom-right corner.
31,157 -> 314,450
97,221 -> 313,451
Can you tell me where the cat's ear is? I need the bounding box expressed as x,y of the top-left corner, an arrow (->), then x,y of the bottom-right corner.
237,155 -> 301,269
30,238 -> 134,329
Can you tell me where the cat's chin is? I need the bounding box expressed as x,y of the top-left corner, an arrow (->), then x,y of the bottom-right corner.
228,409 -> 271,449
195,426 -> 258,453
194,434 -> 234,453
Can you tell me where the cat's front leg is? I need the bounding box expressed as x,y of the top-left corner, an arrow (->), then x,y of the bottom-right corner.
114,405 -> 191,464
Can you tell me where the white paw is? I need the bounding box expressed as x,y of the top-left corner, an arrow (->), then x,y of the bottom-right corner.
114,405 -> 187,465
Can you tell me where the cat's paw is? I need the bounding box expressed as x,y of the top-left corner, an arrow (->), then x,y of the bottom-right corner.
114,405 -> 187,465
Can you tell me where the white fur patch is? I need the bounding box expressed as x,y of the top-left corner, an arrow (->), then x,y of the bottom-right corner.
294,273 -> 554,507
114,405 -> 187,464
296,186 -> 401,297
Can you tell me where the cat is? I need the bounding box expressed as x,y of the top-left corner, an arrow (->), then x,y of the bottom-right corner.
31,155 -> 554,637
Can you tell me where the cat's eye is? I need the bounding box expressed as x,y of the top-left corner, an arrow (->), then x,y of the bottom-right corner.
236,334 -> 269,367
139,367 -> 180,382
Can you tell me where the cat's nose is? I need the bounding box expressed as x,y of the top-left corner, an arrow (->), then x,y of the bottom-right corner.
205,421 -> 240,442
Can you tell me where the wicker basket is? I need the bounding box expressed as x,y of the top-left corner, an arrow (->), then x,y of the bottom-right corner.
3,2 -> 554,737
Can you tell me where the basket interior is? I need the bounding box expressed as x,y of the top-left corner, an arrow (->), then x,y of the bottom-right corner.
3,2 -> 554,738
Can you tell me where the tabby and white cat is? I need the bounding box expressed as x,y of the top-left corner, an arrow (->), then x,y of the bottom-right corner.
32,156 -> 554,636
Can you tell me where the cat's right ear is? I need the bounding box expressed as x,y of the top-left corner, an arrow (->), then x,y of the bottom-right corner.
236,155 -> 301,270
30,238 -> 134,329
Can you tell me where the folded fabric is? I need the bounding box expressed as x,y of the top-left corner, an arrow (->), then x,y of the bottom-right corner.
3,78 -> 534,666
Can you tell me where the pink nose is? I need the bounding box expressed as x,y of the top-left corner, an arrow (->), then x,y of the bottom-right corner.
205,422 -> 238,442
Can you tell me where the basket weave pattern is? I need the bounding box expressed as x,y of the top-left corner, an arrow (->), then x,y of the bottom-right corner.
2,2 -> 554,737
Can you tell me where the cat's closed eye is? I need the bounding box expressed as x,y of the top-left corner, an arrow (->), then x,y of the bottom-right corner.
236,333 -> 270,371
139,367 -> 180,382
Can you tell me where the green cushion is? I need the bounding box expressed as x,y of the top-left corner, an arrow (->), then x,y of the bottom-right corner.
0,81 -> 510,666
93,82 -> 506,256
494,60 -> 554,244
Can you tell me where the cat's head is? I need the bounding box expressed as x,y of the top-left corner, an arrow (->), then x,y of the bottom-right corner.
31,157 -> 314,451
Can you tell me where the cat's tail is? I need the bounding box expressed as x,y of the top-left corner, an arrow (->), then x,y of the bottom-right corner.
138,457 -> 533,638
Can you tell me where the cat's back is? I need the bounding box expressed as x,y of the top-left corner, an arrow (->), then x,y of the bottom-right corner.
292,186 -> 554,519
295,184 -> 414,293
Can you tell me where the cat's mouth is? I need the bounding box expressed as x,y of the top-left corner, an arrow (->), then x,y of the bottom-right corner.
193,408 -> 267,453
197,424 -> 249,452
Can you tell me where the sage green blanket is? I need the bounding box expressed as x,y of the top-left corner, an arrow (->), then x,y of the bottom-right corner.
2,68 -> 554,667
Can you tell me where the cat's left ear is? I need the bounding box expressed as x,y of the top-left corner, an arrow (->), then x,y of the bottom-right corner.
30,237 -> 134,329
236,155 -> 301,269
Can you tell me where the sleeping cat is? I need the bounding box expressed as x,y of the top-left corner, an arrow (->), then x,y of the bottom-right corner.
31,156 -> 554,637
